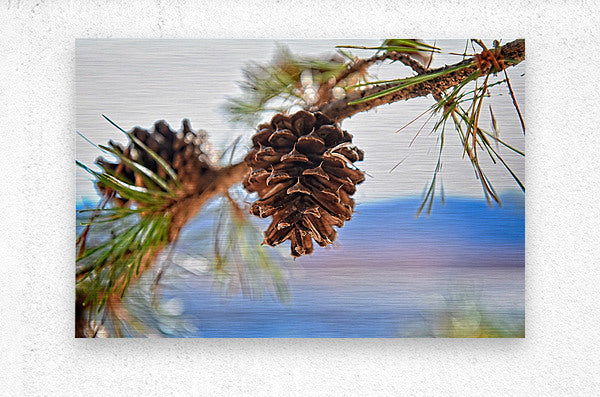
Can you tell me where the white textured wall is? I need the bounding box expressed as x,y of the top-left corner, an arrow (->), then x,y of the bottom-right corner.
1,1 -> 599,395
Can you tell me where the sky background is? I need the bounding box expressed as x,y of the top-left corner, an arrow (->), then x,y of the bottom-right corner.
76,39 -> 525,337
76,39 -> 525,204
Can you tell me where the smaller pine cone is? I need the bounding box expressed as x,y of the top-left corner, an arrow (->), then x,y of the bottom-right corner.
95,119 -> 214,207
243,110 -> 365,257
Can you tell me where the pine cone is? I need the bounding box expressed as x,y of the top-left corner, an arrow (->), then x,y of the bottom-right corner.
243,110 -> 365,257
95,119 -> 214,207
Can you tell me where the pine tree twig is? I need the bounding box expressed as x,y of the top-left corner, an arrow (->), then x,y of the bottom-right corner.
315,51 -> 428,106
318,39 -> 525,122
75,161 -> 249,337
166,162 -> 249,242
163,40 -> 524,213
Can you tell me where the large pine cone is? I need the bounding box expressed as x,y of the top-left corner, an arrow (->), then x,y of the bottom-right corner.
96,119 -> 214,207
243,110 -> 365,257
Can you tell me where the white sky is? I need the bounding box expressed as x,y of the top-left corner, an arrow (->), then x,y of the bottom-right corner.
76,39 -> 525,204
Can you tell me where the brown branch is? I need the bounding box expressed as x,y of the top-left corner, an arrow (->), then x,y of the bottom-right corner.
318,39 -> 525,122
167,162 -> 249,241
75,161 -> 249,337
315,51 -> 428,106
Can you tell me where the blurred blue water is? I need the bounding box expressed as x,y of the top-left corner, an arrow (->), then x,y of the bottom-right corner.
170,194 -> 524,337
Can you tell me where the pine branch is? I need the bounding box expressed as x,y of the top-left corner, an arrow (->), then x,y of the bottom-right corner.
318,39 -> 525,122
166,162 -> 249,241
169,40 -> 526,214
314,51 -> 425,106
76,161 -> 250,337
76,117 -> 251,337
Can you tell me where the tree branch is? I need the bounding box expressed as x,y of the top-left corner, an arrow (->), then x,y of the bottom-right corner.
318,39 -> 525,122
167,162 -> 249,241
315,51 -> 428,106
75,161 -> 250,337
162,40 -> 526,216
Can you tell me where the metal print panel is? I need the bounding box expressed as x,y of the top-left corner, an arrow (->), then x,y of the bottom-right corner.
76,39 -> 525,338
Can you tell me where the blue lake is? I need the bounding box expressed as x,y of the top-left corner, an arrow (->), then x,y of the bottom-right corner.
159,195 -> 525,337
